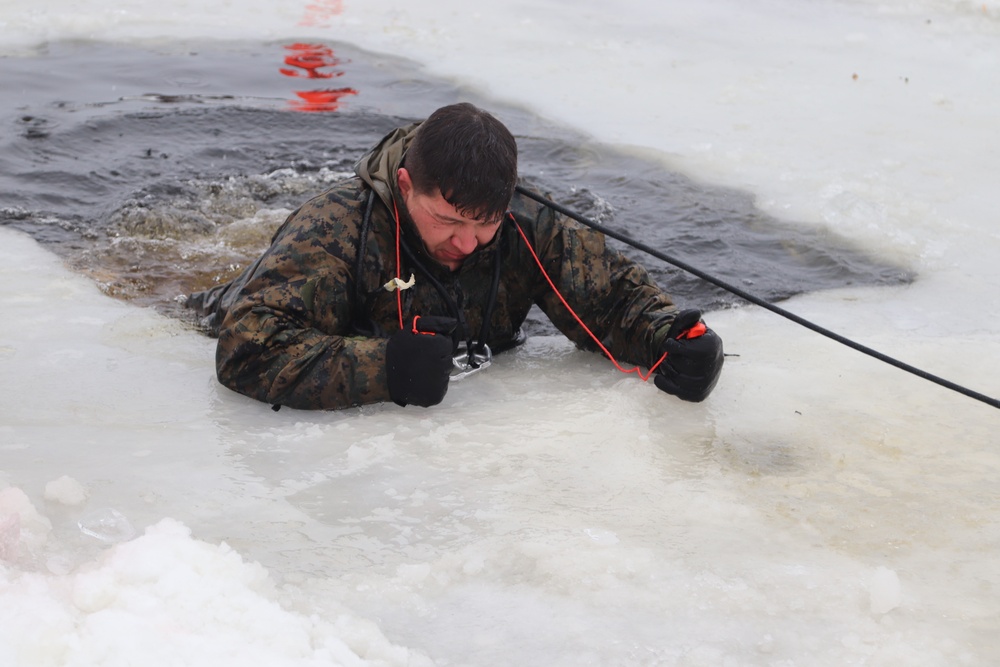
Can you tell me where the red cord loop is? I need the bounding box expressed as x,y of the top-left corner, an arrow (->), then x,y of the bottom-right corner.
511,214 -> 668,382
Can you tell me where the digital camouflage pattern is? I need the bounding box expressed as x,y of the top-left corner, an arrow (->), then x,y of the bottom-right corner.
188,121 -> 681,410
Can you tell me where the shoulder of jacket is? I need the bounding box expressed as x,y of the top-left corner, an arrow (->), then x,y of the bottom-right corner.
267,179 -> 372,258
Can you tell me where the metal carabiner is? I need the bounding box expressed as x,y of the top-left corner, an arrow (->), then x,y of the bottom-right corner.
450,342 -> 492,381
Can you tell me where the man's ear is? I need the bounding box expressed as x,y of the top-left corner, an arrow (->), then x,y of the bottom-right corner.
397,167 -> 412,198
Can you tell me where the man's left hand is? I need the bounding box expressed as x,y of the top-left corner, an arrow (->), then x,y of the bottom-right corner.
654,309 -> 724,403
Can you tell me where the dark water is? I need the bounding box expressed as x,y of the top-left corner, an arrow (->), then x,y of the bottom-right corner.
0,40 -> 911,329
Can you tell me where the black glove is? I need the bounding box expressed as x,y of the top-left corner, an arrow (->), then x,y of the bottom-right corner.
654,309 -> 724,403
385,316 -> 458,407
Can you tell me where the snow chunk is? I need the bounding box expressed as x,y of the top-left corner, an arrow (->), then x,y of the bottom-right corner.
44,475 -> 89,506
0,486 -> 52,560
869,566 -> 901,615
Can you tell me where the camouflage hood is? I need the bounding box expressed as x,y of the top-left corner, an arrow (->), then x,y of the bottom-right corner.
353,120 -> 421,211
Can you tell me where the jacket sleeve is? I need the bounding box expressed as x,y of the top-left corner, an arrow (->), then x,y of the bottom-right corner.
215,194 -> 392,410
515,195 -> 679,369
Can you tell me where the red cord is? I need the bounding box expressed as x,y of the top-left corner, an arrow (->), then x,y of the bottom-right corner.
511,214 -> 668,382
386,205 -> 668,381
392,200 -> 404,330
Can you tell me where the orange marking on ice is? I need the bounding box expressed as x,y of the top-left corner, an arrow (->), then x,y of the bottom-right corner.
289,88 -> 358,112
298,0 -> 344,27
280,43 -> 358,112
280,43 -> 344,79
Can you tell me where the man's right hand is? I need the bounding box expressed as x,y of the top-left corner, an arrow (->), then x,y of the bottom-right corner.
385,316 -> 458,407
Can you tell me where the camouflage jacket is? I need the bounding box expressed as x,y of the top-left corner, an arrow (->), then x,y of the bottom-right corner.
199,122 -> 680,409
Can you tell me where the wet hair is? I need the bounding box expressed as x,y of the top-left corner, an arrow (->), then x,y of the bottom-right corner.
404,103 -> 518,223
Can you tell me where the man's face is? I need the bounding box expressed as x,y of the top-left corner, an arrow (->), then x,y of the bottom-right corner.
398,168 -> 502,271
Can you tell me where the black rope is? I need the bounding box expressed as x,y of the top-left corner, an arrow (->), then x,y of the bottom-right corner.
477,218 -> 505,356
515,184 -> 1000,411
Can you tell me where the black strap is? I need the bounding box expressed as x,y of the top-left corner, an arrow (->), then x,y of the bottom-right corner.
353,189 -> 376,314
475,218 -> 504,357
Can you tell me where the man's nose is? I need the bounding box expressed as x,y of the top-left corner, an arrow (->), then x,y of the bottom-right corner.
450,226 -> 479,254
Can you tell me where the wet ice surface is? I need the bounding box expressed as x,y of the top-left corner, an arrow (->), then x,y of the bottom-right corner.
2,0 -> 1000,665
2,221 -> 998,666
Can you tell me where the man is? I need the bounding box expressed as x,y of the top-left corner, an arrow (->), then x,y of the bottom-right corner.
187,103 -> 723,410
